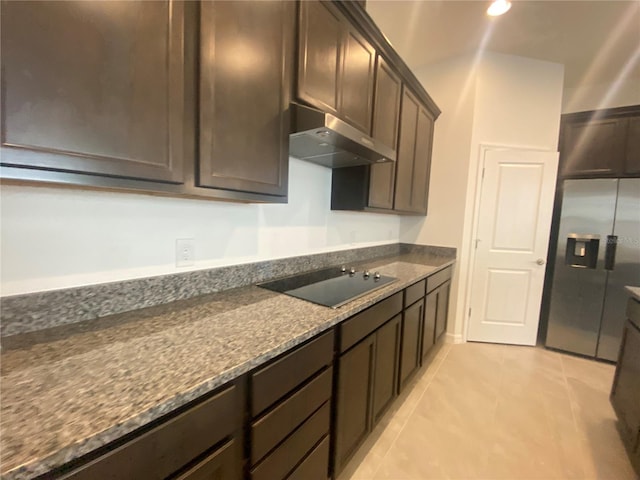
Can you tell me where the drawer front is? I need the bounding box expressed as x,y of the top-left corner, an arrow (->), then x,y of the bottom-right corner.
251,367 -> 332,464
427,266 -> 452,293
63,385 -> 239,480
250,402 -> 330,480
340,292 -> 403,352
252,331 -> 334,416
404,279 -> 426,307
287,436 -> 330,480
174,439 -> 240,480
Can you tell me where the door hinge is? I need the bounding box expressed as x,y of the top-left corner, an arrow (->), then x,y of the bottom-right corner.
482,167 -> 485,179
468,308 -> 472,318
475,239 -> 480,249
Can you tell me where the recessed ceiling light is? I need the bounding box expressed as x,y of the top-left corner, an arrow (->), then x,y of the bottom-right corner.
487,0 -> 512,16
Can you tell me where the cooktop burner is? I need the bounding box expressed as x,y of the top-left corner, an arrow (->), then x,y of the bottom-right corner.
258,266 -> 397,308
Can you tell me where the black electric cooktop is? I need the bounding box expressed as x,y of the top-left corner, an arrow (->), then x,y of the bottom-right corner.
259,266 -> 397,308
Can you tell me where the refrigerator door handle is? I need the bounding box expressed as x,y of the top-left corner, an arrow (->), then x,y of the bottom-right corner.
604,235 -> 618,271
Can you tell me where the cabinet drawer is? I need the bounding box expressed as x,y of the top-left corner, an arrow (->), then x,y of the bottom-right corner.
427,266 -> 452,293
250,402 -> 330,480
287,436 -> 330,480
404,279 -> 426,307
251,367 -> 332,464
340,292 -> 403,352
63,385 -> 239,480
173,439 -> 239,480
252,331 -> 334,416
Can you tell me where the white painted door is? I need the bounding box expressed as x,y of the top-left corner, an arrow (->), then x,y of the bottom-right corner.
467,148 -> 558,345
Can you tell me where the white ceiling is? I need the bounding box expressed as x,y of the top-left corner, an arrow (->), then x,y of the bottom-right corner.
366,0 -> 640,89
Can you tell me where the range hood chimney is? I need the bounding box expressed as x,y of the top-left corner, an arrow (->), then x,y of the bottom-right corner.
289,103 -> 396,168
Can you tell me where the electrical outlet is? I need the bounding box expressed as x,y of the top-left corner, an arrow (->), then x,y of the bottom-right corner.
176,238 -> 195,267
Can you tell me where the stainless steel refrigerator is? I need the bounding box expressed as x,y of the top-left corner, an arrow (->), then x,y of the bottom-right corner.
546,178 -> 640,361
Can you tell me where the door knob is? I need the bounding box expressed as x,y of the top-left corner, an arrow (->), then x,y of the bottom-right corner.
536,258 -> 545,265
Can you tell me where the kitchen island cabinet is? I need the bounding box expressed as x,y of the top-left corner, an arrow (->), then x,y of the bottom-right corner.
611,294 -> 640,476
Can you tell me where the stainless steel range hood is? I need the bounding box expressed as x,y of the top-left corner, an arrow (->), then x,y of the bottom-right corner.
289,103 -> 396,168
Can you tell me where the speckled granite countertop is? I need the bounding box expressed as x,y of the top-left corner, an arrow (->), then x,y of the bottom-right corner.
625,286 -> 640,303
0,254 -> 453,480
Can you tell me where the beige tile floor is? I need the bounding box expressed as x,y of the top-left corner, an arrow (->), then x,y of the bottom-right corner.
338,342 -> 637,480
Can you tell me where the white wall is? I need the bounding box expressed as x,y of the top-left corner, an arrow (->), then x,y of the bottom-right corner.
400,54 -> 479,339
0,158 -> 401,296
402,52 -> 564,341
562,78 -> 640,113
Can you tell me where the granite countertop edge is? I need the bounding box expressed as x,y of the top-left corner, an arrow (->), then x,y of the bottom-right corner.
1,258 -> 455,480
625,286 -> 640,303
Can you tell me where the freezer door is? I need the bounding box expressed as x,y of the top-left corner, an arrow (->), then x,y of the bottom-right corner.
598,178 -> 640,361
546,179 -> 618,356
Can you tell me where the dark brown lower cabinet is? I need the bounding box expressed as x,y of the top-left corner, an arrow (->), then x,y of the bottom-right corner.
611,302 -> 640,475
372,315 -> 402,423
422,290 -> 437,360
435,281 -> 451,342
399,300 -> 423,391
174,439 -> 237,480
334,336 -> 375,473
60,384 -> 243,480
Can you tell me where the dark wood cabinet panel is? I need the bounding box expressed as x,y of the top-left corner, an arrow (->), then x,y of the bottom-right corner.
422,290 -> 437,360
625,116 -> 640,175
1,0 -> 186,184
62,385 -> 241,480
611,319 -> 640,447
174,439 -> 239,480
372,314 -> 401,423
297,0 -> 342,115
411,106 -> 435,214
199,0 -> 291,196
560,117 -> 626,177
287,436 -> 330,480
334,336 -> 375,474
394,88 -> 419,212
399,300 -> 423,390
252,331 -> 333,417
250,403 -> 330,480
339,26 -> 375,134
435,281 -> 451,341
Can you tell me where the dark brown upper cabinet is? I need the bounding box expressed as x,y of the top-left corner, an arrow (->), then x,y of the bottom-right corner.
394,87 -> 434,215
0,0 -> 186,184
368,56 -> 402,210
297,1 -> 375,134
625,116 -> 640,175
199,0 -> 292,197
559,105 -> 640,179
297,1 -> 342,115
560,118 -> 626,177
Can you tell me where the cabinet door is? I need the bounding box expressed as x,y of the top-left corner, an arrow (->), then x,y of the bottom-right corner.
399,300 -> 423,391
410,106 -> 435,214
335,336 -> 375,474
369,56 -> 402,210
1,0 -> 185,184
611,321 -> 640,445
394,88 -> 419,212
174,439 -> 240,480
339,26 -> 375,134
297,0 -> 342,115
560,118 -> 626,177
372,315 -> 401,424
422,290 -> 437,360
199,1 -> 291,196
625,116 -> 640,175
435,281 -> 451,341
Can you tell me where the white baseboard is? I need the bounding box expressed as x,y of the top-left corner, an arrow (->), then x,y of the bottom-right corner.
445,332 -> 465,344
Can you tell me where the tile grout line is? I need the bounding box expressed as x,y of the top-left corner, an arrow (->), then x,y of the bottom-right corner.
368,343 -> 454,479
